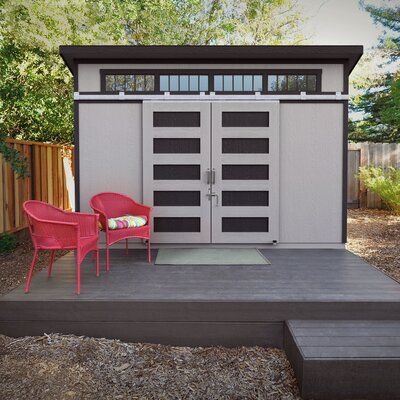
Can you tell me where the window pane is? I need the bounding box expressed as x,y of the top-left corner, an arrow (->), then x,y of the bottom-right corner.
170,75 -> 179,91
189,75 -> 198,91
278,75 -> 287,91
199,75 -> 208,91
160,75 -> 169,91
135,75 -> 145,91
243,75 -> 252,91
115,75 -> 126,91
145,75 -> 154,91
214,75 -> 223,91
298,75 -> 307,91
125,75 -> 135,91
254,75 -> 262,91
267,75 -> 277,91
307,75 -> 317,91
179,75 -> 189,91
223,75 -> 233,91
105,75 -> 116,91
233,75 -> 243,91
288,75 -> 297,91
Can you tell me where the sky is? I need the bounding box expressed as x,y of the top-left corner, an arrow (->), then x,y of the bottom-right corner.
301,0 -> 384,49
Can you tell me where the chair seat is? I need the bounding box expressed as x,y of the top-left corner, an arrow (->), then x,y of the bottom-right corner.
103,215 -> 148,230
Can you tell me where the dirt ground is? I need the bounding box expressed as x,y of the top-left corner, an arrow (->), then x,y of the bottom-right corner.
0,334 -> 300,400
0,240 -> 67,295
347,209 -> 400,282
0,208 -> 398,399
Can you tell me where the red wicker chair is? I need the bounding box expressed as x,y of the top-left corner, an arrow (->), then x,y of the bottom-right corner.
89,192 -> 152,271
23,201 -> 100,295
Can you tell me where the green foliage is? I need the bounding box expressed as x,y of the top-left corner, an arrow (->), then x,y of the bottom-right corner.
350,1 -> 400,142
0,0 -> 305,175
0,133 -> 29,178
0,232 -> 17,254
358,166 -> 400,214
350,72 -> 400,142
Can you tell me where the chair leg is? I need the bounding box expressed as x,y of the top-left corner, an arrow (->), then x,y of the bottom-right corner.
48,250 -> 55,277
95,249 -> 100,277
147,240 -> 151,263
76,251 -> 81,295
25,249 -> 39,293
106,245 -> 110,272
125,238 -> 129,255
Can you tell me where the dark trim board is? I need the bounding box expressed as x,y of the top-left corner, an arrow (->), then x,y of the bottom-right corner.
342,102 -> 349,243
0,320 -> 283,348
59,45 -> 363,73
73,100 -> 80,211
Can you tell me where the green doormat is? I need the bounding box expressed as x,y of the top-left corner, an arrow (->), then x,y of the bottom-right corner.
155,248 -> 270,265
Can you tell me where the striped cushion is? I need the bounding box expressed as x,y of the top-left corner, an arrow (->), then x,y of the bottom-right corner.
107,215 -> 147,230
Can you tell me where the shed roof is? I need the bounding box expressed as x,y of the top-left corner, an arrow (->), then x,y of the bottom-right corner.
59,45 -> 363,75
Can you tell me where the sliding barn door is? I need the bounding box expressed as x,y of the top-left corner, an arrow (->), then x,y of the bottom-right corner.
211,102 -> 280,243
143,101 -> 211,243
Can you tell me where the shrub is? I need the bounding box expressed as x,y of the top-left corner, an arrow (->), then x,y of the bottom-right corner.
0,232 -> 17,254
358,166 -> 400,214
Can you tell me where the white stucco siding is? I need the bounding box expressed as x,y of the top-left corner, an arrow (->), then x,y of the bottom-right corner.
279,103 -> 343,243
77,63 -> 344,93
78,103 -> 143,213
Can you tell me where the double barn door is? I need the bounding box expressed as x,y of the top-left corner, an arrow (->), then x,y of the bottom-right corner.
143,101 -> 279,244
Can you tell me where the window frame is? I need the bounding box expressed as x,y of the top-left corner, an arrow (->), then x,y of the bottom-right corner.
265,69 -> 322,94
100,69 -> 322,94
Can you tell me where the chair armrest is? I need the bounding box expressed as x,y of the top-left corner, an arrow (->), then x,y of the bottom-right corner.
75,213 -> 99,237
55,212 -> 99,237
130,202 -> 152,218
30,218 -> 79,248
90,207 -> 109,233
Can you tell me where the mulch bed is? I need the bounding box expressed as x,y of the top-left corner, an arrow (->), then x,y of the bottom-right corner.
347,208 -> 400,283
0,334 -> 301,400
0,239 -> 67,295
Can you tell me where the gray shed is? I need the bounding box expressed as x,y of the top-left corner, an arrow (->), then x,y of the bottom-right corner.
60,45 -> 363,248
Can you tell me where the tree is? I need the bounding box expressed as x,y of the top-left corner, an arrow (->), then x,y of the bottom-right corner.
0,0 -> 306,176
349,1 -> 400,142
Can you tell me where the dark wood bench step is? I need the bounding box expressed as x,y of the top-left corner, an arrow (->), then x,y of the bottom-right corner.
284,320 -> 400,400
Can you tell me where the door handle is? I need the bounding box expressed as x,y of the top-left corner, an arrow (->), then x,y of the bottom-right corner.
212,192 -> 219,206
207,189 -> 219,206
211,168 -> 216,184
206,168 -> 211,184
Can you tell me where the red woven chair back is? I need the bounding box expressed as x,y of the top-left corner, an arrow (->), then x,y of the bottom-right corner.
23,201 -> 76,248
24,200 -> 65,221
90,192 -> 135,219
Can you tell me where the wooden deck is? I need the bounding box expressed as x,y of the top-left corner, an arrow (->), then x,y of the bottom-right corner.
1,249 -> 400,347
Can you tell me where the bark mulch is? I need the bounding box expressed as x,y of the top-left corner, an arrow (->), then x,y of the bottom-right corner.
347,208 -> 400,283
0,240 -> 67,295
0,334 -> 301,400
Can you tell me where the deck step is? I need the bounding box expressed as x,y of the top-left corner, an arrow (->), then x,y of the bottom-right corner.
284,320 -> 400,400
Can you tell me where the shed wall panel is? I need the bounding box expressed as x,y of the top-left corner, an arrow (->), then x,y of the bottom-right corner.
279,103 -> 343,243
78,63 -> 343,93
78,103 -> 143,213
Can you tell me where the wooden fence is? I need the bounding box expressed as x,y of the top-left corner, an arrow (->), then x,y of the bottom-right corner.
348,142 -> 400,209
0,139 -> 74,234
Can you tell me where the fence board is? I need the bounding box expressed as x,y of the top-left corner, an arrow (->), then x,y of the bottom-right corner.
0,154 -> 4,233
0,139 -> 74,234
348,142 -> 400,209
